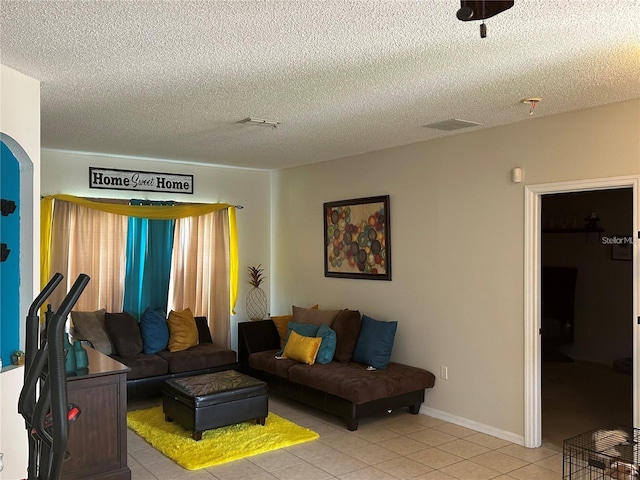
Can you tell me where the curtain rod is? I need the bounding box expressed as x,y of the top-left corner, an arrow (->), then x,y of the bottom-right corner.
40,195 -> 243,209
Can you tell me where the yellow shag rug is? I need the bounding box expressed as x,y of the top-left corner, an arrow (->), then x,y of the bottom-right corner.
127,406 -> 319,470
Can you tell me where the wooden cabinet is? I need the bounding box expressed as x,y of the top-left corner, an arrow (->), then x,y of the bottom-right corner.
62,347 -> 131,480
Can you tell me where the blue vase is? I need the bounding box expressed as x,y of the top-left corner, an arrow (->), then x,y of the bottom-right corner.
74,341 -> 88,370
63,333 -> 77,373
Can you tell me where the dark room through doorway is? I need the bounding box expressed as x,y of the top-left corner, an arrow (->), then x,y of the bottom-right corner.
541,188 -> 633,448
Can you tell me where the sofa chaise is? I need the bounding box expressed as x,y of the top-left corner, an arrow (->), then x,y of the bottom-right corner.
238,307 -> 436,430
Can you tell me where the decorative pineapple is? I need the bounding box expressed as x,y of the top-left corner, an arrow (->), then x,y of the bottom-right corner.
246,264 -> 267,320
248,265 -> 265,288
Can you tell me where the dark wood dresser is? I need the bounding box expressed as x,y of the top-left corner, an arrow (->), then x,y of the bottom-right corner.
62,347 -> 131,480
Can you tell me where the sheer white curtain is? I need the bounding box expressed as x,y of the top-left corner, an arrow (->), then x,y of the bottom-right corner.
49,200 -> 128,313
168,210 -> 230,347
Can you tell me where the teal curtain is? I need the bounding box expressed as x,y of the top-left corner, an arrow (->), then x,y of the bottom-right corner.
123,201 -> 175,320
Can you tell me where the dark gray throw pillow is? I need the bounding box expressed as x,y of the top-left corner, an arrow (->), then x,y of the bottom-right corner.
105,311 -> 143,358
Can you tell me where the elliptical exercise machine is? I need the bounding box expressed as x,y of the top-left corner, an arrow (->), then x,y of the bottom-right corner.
18,273 -> 90,480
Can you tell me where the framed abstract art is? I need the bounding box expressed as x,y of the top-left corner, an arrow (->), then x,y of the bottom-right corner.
323,195 -> 391,280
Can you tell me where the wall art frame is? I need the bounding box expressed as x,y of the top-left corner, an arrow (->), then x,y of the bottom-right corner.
323,195 -> 391,280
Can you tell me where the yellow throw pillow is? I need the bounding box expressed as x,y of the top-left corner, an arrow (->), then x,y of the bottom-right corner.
282,330 -> 322,365
167,308 -> 198,352
271,315 -> 292,348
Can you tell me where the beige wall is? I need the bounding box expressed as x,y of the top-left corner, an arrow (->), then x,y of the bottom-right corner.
0,64 -> 40,480
271,99 -> 640,441
40,150 -> 272,350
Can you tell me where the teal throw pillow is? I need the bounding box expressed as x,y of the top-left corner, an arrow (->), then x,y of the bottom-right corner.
352,314 -> 397,369
315,324 -> 337,364
140,308 -> 169,354
278,322 -> 320,355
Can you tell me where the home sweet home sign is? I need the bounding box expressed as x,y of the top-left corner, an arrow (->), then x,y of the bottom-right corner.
89,167 -> 193,194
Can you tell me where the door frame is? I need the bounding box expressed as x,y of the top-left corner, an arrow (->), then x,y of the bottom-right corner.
524,175 -> 639,448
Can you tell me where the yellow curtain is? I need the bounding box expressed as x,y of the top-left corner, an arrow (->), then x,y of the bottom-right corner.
40,195 -> 239,315
40,196 -> 54,289
45,194 -> 231,219
228,207 -> 238,315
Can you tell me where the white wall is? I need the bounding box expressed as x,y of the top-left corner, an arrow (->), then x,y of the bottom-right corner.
271,99 -> 640,442
0,64 -> 40,480
40,150 -> 272,350
0,65 -> 40,336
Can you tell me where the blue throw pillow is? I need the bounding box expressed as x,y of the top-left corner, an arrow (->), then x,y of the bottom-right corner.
278,322 -> 320,355
140,308 -> 169,354
352,315 -> 397,369
315,324 -> 337,364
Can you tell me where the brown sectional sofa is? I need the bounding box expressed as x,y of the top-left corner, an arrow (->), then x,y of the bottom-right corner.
116,326 -> 238,400
71,310 -> 238,400
238,309 -> 435,430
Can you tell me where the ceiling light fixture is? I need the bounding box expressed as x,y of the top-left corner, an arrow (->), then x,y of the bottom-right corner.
238,117 -> 281,129
521,98 -> 542,115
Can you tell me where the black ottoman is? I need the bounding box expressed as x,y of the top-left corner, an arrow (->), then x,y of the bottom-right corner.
162,370 -> 268,440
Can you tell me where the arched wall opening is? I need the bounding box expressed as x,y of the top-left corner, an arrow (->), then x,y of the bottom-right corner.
0,133 -> 34,365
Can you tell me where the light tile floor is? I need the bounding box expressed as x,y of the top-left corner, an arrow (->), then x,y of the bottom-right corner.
127,395 -> 564,480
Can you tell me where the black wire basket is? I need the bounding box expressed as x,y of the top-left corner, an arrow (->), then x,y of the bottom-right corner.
563,426 -> 639,479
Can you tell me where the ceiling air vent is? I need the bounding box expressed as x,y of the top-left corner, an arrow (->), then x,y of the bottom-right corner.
238,117 -> 281,128
422,119 -> 483,131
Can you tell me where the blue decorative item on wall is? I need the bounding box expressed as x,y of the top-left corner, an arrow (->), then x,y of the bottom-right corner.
1,141 -> 21,367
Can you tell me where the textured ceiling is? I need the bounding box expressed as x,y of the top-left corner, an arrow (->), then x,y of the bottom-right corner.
1,1 -> 639,170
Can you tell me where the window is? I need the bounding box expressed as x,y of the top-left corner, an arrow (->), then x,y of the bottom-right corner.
42,196 -> 237,347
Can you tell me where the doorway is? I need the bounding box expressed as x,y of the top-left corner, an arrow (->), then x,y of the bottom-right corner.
540,188 -> 633,447
523,176 -> 639,448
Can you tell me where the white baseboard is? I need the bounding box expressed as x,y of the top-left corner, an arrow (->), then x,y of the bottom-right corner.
420,405 -> 526,447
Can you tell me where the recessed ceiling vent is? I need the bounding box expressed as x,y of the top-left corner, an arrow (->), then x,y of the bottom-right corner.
422,119 -> 483,131
238,117 -> 281,128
